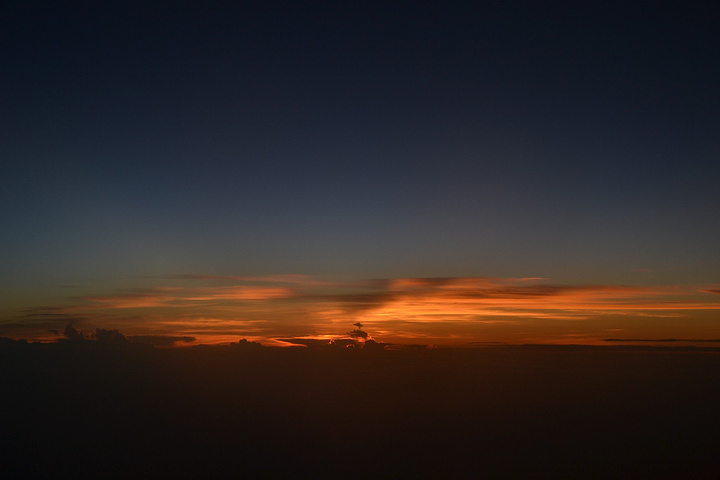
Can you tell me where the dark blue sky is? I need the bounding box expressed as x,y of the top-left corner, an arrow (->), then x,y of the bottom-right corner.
2,2 -> 719,339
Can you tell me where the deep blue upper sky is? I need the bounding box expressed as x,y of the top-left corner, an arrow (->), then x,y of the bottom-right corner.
3,1 -> 719,300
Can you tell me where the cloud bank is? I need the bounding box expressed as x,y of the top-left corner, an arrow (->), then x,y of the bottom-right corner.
6,276 -> 720,345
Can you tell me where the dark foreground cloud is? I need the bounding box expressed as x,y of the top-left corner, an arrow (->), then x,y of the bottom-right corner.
604,338 -> 720,343
64,323 -> 83,341
127,335 -> 196,347
275,338 -> 332,348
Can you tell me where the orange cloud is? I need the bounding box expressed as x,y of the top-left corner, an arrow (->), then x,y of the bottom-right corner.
185,286 -> 296,301
81,294 -> 175,309
315,279 -> 720,342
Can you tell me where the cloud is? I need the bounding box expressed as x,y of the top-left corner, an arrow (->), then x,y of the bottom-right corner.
79,294 -> 174,309
310,292 -> 399,312
603,338 -> 720,343
93,328 -> 128,345
127,335 -> 196,346
184,286 -> 296,301
151,273 -> 330,286
26,285 -> 298,317
64,323 -> 83,341
275,337 -> 332,348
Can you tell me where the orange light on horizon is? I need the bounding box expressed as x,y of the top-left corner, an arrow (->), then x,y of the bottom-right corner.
8,276 -> 720,346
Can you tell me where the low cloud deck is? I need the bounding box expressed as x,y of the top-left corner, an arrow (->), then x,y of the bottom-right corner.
2,342 -> 718,478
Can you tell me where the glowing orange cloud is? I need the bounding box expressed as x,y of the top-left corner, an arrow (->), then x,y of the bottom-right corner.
184,286 -> 296,301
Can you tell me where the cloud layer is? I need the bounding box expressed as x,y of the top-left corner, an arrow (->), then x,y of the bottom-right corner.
6,275 -> 720,345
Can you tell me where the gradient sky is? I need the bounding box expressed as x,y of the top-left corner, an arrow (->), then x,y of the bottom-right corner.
2,1 -> 719,346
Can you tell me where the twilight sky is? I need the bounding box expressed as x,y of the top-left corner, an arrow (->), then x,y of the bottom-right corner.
2,1 -> 719,346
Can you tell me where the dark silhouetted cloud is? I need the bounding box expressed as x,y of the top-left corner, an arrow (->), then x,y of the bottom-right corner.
604,338 -> 720,343
127,335 -> 196,346
93,328 -> 128,345
275,338 -> 331,348
63,323 -> 83,341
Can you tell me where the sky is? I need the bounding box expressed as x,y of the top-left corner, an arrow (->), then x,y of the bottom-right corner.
2,1 -> 719,346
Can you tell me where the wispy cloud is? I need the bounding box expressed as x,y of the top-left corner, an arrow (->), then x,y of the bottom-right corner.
184,286 -> 296,301
150,273 -> 332,286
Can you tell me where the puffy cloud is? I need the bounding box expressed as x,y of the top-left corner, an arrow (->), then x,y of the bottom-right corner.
63,323 -> 84,341
93,328 -> 127,345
